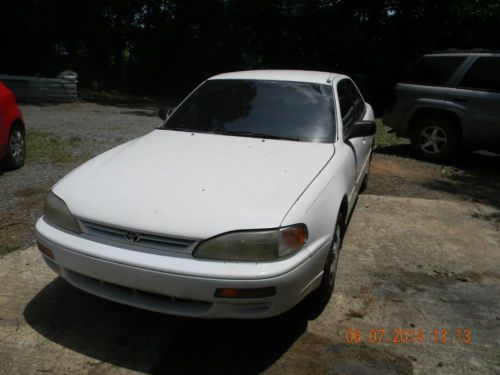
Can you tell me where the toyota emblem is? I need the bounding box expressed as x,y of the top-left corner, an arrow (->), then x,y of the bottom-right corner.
124,231 -> 140,242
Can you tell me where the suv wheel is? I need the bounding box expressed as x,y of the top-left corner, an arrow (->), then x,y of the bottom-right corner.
2,124 -> 26,170
410,116 -> 459,161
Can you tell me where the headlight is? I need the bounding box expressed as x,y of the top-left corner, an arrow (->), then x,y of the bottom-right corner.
44,192 -> 81,233
194,224 -> 308,261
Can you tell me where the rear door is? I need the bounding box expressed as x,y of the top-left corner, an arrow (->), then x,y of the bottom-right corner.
448,56 -> 500,146
398,55 -> 469,106
337,79 -> 368,183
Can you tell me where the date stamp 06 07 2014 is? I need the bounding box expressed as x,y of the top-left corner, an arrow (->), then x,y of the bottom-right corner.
345,328 -> 473,345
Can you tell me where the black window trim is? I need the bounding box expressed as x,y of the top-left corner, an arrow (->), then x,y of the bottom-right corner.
330,83 -> 340,143
350,80 -> 367,121
337,79 -> 355,130
337,78 -> 366,131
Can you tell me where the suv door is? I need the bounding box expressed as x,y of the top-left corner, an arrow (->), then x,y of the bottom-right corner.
384,55 -> 467,137
337,79 -> 369,183
448,56 -> 500,147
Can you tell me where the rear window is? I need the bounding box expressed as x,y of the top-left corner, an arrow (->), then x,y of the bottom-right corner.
459,57 -> 500,92
401,56 -> 466,86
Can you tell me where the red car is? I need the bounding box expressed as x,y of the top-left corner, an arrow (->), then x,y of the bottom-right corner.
0,81 -> 25,170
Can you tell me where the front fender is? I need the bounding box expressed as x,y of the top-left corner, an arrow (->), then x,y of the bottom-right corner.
0,84 -> 23,156
403,99 -> 444,130
403,100 -> 468,138
281,143 -> 353,258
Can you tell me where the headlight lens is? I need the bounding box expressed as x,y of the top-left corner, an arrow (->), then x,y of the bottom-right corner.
44,192 -> 81,233
194,224 -> 308,261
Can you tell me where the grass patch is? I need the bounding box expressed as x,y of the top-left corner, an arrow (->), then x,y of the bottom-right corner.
375,118 -> 409,148
27,130 -> 87,164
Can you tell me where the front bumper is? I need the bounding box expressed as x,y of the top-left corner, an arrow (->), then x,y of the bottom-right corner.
35,218 -> 328,319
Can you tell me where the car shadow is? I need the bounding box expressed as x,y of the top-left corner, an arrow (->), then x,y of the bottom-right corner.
23,277 -> 308,374
375,144 -> 500,214
0,164 -> 16,174
0,167 -> 22,175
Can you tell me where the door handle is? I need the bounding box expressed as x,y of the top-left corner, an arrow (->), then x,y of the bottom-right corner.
453,97 -> 468,103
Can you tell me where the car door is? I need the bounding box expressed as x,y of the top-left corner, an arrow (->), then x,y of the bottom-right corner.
337,79 -> 369,184
448,56 -> 500,146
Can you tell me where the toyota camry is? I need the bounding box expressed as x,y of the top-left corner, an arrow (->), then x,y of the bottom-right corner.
35,70 -> 375,318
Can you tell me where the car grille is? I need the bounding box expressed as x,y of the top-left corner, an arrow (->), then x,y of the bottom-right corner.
79,220 -> 196,254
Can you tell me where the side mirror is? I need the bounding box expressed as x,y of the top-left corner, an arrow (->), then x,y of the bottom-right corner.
158,107 -> 175,121
344,120 -> 376,140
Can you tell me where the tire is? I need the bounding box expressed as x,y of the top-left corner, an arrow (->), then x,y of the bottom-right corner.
302,212 -> 344,318
410,116 -> 460,161
360,169 -> 369,192
2,123 -> 26,170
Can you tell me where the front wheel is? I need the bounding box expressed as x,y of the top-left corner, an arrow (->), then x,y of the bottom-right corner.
302,212 -> 344,318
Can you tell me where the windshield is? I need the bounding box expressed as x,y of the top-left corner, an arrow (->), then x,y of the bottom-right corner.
163,79 -> 336,143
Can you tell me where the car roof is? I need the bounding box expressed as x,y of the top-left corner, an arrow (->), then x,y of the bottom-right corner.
208,70 -> 342,85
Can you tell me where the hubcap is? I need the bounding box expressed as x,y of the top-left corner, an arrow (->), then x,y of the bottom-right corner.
9,130 -> 25,164
419,126 -> 447,154
329,224 -> 341,287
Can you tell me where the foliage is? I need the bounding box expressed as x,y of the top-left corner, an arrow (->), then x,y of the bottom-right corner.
1,0 -> 499,111
27,130 -> 86,164
375,119 -> 408,148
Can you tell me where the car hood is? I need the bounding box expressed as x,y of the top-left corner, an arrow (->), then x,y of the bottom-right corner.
53,130 -> 334,239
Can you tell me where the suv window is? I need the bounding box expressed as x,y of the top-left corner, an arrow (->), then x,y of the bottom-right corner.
459,57 -> 500,92
337,79 -> 365,129
401,56 -> 466,86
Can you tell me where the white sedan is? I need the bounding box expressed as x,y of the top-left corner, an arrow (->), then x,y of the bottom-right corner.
36,70 -> 375,319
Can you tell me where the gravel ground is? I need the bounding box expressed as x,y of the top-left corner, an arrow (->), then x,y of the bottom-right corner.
0,102 -> 499,374
1,103 -> 499,256
0,195 -> 499,374
0,103 -> 159,254
1,102 -> 158,207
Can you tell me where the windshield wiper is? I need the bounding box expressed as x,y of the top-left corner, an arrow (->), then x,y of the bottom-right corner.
165,125 -> 206,133
221,130 -> 300,142
164,126 -> 301,141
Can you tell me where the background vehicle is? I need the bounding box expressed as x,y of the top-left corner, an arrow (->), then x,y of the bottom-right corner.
0,81 -> 26,170
383,50 -> 500,161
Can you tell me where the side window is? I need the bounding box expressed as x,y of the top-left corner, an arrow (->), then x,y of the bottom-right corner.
337,80 -> 355,129
459,57 -> 500,92
401,56 -> 466,86
345,80 -> 366,121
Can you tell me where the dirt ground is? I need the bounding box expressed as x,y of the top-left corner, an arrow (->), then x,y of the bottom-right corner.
1,103 -> 499,374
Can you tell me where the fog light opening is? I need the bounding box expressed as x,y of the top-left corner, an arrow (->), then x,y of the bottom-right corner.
214,287 -> 276,299
37,242 -> 55,260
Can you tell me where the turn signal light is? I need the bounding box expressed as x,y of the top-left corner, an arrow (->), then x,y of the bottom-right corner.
280,225 -> 308,251
37,242 -> 55,260
214,287 -> 276,299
